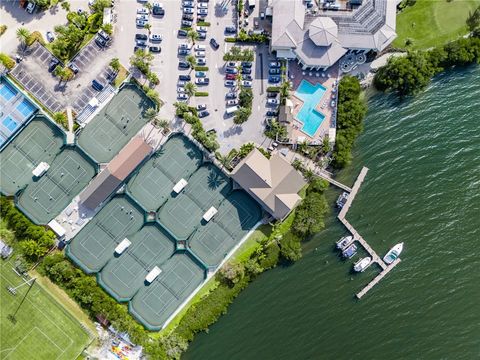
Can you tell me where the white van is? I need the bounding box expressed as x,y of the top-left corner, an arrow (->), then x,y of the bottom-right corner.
26,2 -> 36,13
226,106 -> 239,115
194,44 -> 206,51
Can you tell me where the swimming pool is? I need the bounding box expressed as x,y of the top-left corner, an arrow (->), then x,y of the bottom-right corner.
16,99 -> 36,118
294,80 -> 326,137
0,82 -> 18,101
2,116 -> 18,133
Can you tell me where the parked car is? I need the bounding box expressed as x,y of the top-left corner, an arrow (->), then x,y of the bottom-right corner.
178,80 -> 187,87
195,51 -> 206,57
197,8 -> 208,15
197,26 -> 208,32
226,99 -> 238,106
152,2 -> 164,15
137,8 -> 149,14
95,36 -> 107,47
183,7 -> 194,14
92,79 -> 104,91
225,26 -> 236,34
178,61 -> 190,69
198,110 -> 210,118
267,92 -> 278,98
177,93 -> 188,100
196,58 -> 206,66
26,1 -> 36,13
241,68 -> 251,74
98,30 -> 110,42
182,14 -> 194,21
194,44 -> 206,51
137,14 -> 149,20
226,61 -> 236,67
136,19 -> 149,27
48,58 -> 59,72
243,74 -> 253,81
266,110 -> 278,117
178,48 -> 190,56
46,31 -> 55,42
135,33 -> 148,40
177,87 -> 185,93
225,73 -> 237,80
149,46 -> 161,53
182,20 -> 193,27
198,32 -> 206,40
196,104 -> 207,111
178,29 -> 188,37
269,61 -> 281,68
150,34 -> 162,42
268,76 -> 281,83
210,38 -> 219,50
224,80 -> 237,87
179,74 -> 191,81
225,92 -> 237,99
241,80 -> 252,87
198,2 -> 208,8
179,43 -> 191,49
267,99 -> 280,105
225,67 -> 238,74
195,78 -> 209,85
269,68 -> 281,75
196,71 -> 207,78
68,62 -> 79,74
136,40 -> 147,47
241,61 -> 252,68
183,0 -> 194,7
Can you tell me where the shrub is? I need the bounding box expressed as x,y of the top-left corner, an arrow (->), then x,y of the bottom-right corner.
258,242 -> 280,269
292,192 -> 329,237
225,37 -> 236,43
279,232 -> 302,262
26,31 -> 45,46
0,53 -> 15,70
196,21 -> 210,26
0,25 -> 7,36
87,13 -> 103,33
266,86 -> 280,92
194,91 -> 209,97
52,112 -> 68,129
194,66 -> 209,71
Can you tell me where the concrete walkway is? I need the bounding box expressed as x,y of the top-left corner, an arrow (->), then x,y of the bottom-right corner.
66,106 -> 75,144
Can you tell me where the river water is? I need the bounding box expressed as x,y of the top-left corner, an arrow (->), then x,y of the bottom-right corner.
185,66 -> 480,360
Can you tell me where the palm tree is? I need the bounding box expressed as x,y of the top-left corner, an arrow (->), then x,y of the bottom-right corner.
144,107 -> 157,121
61,1 -> 70,11
144,23 -> 152,33
216,152 -> 233,170
144,2 -> 153,11
304,168 -> 315,182
186,55 -> 196,70
16,27 -> 31,54
153,118 -> 170,133
147,72 -> 159,86
184,82 -> 196,97
280,81 -> 292,104
187,30 -> 199,44
109,58 -> 120,73
54,65 -> 66,84
298,140 -> 309,154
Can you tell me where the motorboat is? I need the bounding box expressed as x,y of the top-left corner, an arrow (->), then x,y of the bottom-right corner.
336,235 -> 353,250
342,244 -> 357,259
353,257 -> 372,272
336,192 -> 349,208
383,243 -> 404,265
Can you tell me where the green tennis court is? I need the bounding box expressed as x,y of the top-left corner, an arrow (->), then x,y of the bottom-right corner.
16,148 -> 97,224
66,195 -> 144,273
129,253 -> 205,330
127,135 -> 203,211
189,191 -> 262,267
0,115 -> 64,196
77,84 -> 154,163
158,164 -> 232,241
97,224 -> 175,302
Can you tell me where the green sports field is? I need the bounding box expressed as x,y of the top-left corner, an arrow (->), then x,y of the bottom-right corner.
393,0 -> 480,50
0,259 -> 91,360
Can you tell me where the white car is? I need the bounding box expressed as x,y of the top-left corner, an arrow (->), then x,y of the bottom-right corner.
136,14 -> 149,20
46,31 -> 55,42
197,8 -> 208,15
241,80 -> 252,87
226,99 -> 238,106
183,0 -> 194,7
150,34 -> 162,42
177,93 -> 188,100
137,8 -> 149,14
179,43 -> 191,49
195,78 -> 209,85
195,51 -> 206,57
194,44 -> 206,51
196,26 -> 208,33
196,104 -> 207,111
224,80 -> 237,87
267,99 -> 280,105
198,2 -> 208,8
177,87 -> 186,93
183,7 -> 194,14
136,19 -> 149,27
178,80 -> 187,87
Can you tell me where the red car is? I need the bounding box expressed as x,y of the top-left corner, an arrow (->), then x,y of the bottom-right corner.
225,73 -> 236,80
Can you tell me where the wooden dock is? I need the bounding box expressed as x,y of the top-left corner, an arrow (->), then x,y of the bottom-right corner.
335,166 -> 401,299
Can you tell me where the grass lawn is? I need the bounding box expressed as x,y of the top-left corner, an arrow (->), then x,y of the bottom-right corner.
393,0 -> 480,50
114,64 -> 129,88
0,259 -> 92,360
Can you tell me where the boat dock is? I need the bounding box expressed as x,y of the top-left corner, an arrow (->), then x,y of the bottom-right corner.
335,166 -> 401,299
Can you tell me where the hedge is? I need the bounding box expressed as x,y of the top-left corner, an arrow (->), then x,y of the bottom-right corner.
194,92 -> 209,97
266,86 -> 280,93
194,66 -> 209,71
196,21 -> 210,26
225,37 -> 236,43
0,53 -> 15,70
26,31 -> 45,46
0,25 -> 7,36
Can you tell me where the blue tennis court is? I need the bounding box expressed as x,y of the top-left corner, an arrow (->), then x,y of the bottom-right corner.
16,99 -> 36,118
2,117 -> 18,132
0,81 -> 17,101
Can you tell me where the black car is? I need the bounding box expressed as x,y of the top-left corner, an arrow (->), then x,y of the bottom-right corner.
95,36 -> 107,47
135,33 -> 148,40
48,58 -> 60,72
152,7 -> 164,15
198,110 -> 210,118
267,92 -> 278,98
225,26 -> 236,34
178,29 -> 188,37
269,68 -> 281,75
68,62 -> 79,74
92,79 -> 104,91
179,74 -> 191,81
210,38 -> 219,50
149,46 -> 161,53
241,61 -> 252,68
178,61 -> 190,69
241,68 -> 251,74
266,110 -> 278,117
182,14 -> 194,21
225,92 -> 237,99
178,48 -> 190,56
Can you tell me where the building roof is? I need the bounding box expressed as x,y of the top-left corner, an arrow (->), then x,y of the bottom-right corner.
270,0 -> 397,67
79,137 -> 152,210
231,149 -> 306,220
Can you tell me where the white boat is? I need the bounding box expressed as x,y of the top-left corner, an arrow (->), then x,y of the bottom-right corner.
336,235 -> 353,250
383,243 -> 404,265
353,257 -> 372,272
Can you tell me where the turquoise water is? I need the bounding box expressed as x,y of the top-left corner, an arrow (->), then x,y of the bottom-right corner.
185,66 -> 480,360
294,80 -> 326,137
0,81 -> 17,101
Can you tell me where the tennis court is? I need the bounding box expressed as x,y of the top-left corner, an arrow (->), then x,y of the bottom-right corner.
0,115 -> 64,196
97,224 -> 175,302
77,84 -> 155,163
127,135 -> 203,211
158,164 -> 232,241
16,148 -> 97,224
67,195 -> 144,273
129,253 -> 205,330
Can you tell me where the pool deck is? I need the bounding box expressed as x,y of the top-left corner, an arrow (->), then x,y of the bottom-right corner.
287,62 -> 339,143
